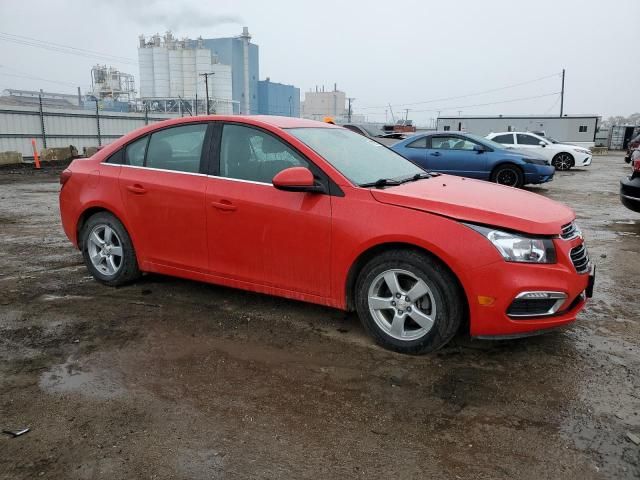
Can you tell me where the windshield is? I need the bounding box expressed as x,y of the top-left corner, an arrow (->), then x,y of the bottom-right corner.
544,136 -> 559,144
288,127 -> 424,186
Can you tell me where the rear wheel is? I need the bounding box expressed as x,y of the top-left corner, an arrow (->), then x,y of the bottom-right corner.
491,164 -> 524,188
355,250 -> 464,355
80,212 -> 141,286
552,152 -> 574,170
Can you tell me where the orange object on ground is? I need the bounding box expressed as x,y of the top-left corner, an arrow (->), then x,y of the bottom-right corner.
31,139 -> 41,169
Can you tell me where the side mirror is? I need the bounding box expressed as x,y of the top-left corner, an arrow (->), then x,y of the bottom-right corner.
473,144 -> 485,153
272,167 -> 325,193
539,141 -> 546,147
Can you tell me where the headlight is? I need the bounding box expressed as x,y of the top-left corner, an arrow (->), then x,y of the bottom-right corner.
465,224 -> 556,263
575,148 -> 591,155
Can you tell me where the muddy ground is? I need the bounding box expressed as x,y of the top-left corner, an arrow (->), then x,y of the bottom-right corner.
0,155 -> 638,479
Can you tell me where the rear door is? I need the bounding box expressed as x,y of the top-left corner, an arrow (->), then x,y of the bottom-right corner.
205,123 -> 332,297
490,133 -> 516,147
118,123 -> 211,272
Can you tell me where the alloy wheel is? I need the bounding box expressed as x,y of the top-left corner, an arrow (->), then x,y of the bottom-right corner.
367,269 -> 436,341
87,224 -> 124,277
554,154 -> 572,170
496,168 -> 518,186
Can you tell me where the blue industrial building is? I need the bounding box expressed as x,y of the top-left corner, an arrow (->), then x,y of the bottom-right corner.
258,79 -> 300,117
203,28 -> 259,114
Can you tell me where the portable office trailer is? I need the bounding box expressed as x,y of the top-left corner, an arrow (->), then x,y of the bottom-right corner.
436,116 -> 600,147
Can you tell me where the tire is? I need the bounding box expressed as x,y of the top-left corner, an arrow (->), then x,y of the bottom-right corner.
552,152 -> 574,170
354,249 -> 464,355
80,212 -> 141,286
491,164 -> 524,188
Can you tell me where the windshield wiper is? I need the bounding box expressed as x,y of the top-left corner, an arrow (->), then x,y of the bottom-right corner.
397,172 -> 432,184
359,178 -> 402,188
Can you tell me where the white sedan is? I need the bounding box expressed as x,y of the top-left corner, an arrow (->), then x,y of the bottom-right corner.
486,131 -> 592,171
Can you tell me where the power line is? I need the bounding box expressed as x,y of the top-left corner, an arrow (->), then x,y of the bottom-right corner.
0,70 -> 82,88
0,31 -> 138,65
358,72 -> 562,110
409,92 -> 561,113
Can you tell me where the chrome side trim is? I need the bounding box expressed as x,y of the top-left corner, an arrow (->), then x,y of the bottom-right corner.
206,175 -> 271,186
508,291 -> 567,318
102,162 -> 206,177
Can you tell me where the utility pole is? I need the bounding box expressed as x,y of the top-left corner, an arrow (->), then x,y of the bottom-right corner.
199,72 -> 215,115
559,68 -> 565,117
347,97 -> 355,123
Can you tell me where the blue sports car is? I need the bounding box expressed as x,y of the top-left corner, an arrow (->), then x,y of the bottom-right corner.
390,132 -> 554,188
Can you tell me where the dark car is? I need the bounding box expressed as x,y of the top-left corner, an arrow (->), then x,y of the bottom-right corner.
621,155 -> 640,212
342,123 -> 406,146
391,132 -> 554,188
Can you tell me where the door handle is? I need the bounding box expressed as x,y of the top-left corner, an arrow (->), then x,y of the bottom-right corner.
430,152 -> 441,157
126,184 -> 147,194
210,200 -> 237,212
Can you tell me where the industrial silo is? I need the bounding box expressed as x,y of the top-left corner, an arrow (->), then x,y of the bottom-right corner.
168,47 -> 184,98
138,45 -> 155,98
153,44 -> 170,98
182,47 -> 197,99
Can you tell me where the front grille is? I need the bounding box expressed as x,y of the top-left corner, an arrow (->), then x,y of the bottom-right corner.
561,222 -> 580,240
570,243 -> 590,273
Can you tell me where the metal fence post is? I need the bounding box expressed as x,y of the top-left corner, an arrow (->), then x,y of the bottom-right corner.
38,94 -> 47,148
144,103 -> 149,125
95,101 -> 102,146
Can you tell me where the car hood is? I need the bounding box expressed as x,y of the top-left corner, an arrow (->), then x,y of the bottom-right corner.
370,175 -> 574,235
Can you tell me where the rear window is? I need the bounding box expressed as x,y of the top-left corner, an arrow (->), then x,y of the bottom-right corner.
492,134 -> 514,144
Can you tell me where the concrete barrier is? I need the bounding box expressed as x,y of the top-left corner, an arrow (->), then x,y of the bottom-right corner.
0,151 -> 23,165
41,146 -> 79,162
83,146 -> 99,157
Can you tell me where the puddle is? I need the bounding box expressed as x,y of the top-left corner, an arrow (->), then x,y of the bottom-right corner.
37,294 -> 94,302
39,357 -> 126,399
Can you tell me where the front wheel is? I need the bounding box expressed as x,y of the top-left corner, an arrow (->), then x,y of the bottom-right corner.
355,250 -> 464,355
80,212 -> 141,286
552,152 -> 574,170
491,164 -> 524,188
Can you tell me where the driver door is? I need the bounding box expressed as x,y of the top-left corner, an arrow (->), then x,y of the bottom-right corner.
205,123 -> 332,297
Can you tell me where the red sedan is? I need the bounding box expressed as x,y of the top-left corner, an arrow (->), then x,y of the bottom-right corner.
59,116 -> 594,354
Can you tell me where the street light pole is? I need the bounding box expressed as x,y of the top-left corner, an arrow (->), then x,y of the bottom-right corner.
199,72 -> 215,115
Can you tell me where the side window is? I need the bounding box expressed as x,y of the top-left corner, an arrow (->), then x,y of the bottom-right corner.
579,125 -> 588,133
146,124 -> 207,173
449,138 -> 477,150
431,136 -> 461,149
492,134 -> 514,145
220,124 -> 309,183
105,149 -> 124,164
125,136 -> 148,166
407,137 -> 427,149
443,125 -> 451,131
516,134 -> 542,145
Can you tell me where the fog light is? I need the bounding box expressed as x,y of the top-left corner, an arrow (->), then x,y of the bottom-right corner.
507,291 -> 567,318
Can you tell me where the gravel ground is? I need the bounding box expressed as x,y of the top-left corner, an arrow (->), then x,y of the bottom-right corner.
0,155 -> 638,479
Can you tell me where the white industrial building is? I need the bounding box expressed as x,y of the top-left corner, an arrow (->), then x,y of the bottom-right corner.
436,115 -> 600,146
302,85 -> 347,121
138,33 -> 234,114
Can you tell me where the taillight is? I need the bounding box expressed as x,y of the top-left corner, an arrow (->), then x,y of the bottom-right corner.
633,159 -> 640,173
60,169 -> 72,185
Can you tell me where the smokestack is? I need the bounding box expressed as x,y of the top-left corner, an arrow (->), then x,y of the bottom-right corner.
334,83 -> 337,92
241,27 -> 251,114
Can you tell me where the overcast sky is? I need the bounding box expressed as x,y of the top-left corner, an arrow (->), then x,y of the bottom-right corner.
0,0 -> 638,125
